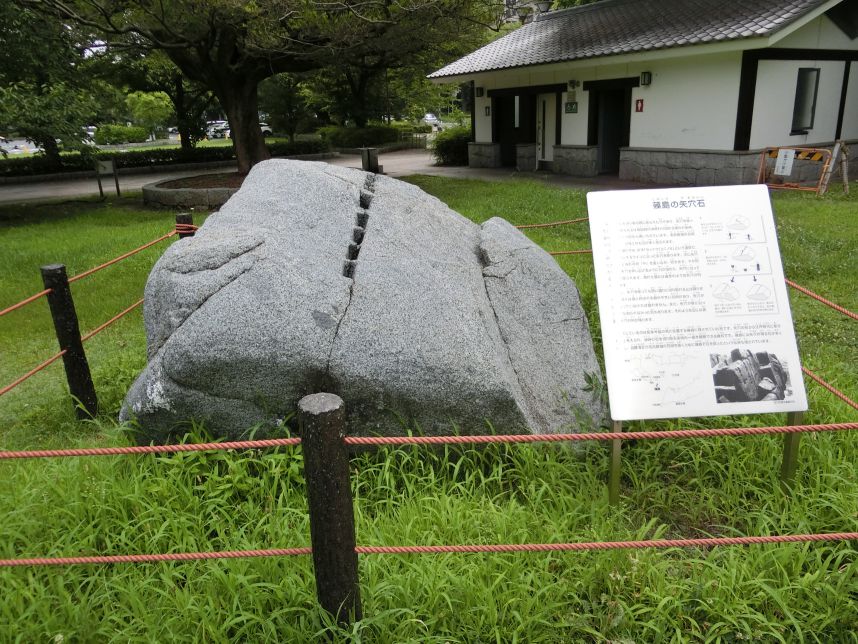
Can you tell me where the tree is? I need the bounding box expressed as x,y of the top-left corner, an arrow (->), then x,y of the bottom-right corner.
26,0 -> 506,172
258,74 -> 315,142
0,3 -> 99,163
126,91 -> 173,139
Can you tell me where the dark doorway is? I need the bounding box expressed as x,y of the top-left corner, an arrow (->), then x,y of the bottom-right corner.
595,89 -> 630,173
492,94 -> 536,167
584,77 -> 637,175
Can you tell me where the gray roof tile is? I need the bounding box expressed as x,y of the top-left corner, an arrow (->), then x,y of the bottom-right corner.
429,0 -> 831,78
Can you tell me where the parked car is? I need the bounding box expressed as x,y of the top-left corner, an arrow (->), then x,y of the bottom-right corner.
206,120 -> 229,139
224,123 -> 273,139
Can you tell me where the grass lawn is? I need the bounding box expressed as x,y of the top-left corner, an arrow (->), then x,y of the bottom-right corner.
0,180 -> 855,642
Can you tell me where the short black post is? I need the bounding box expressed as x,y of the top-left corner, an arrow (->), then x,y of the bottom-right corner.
175,213 -> 195,238
40,264 -> 98,419
299,393 -> 362,627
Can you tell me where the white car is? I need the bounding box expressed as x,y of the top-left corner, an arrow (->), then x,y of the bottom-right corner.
224,123 -> 273,139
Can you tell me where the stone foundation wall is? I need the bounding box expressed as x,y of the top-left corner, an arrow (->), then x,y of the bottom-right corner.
552,146 -> 598,177
619,149 -> 761,186
468,142 -> 502,168
516,144 -> 536,172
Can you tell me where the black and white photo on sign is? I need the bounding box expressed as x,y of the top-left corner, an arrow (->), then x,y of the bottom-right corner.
711,348 -> 793,404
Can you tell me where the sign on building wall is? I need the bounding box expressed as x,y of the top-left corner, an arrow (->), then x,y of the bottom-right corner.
587,185 -> 807,421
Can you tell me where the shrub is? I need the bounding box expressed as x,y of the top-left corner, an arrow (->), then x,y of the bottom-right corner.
93,124 -> 150,145
389,122 -> 432,134
0,139 -> 329,177
431,126 -> 471,166
317,125 -> 400,148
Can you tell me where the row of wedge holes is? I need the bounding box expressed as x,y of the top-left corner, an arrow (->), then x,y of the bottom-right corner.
343,176 -> 375,279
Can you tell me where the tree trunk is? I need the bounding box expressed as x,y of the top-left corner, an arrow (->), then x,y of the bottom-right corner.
215,75 -> 269,174
174,75 -> 194,152
40,137 -> 61,167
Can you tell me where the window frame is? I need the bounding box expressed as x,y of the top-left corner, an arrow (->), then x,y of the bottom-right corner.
790,67 -> 820,135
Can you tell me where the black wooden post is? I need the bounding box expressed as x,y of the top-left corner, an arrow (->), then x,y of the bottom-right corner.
175,213 -> 195,238
299,393 -> 362,626
40,264 -> 98,419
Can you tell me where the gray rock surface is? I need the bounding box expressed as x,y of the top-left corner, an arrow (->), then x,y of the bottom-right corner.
121,159 -> 604,442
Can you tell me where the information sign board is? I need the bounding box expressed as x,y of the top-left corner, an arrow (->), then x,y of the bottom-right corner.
774,149 -> 795,176
587,185 -> 807,421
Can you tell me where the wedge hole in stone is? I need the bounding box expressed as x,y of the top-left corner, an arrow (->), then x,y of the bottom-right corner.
356,211 -> 369,228
343,260 -> 357,279
347,243 -> 360,261
353,227 -> 365,245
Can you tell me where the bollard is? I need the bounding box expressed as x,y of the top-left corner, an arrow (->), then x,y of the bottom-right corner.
360,148 -> 380,174
175,213 -> 195,238
40,264 -> 98,419
780,410 -> 804,487
299,393 -> 362,627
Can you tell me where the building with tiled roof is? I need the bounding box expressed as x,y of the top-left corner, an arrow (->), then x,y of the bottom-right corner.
430,0 -> 858,184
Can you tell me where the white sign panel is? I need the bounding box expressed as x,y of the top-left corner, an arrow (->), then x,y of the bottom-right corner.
587,185 -> 807,421
97,160 -> 115,175
774,149 -> 795,176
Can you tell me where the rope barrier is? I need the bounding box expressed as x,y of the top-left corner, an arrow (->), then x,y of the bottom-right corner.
803,367 -> 858,410
0,437 -> 302,460
0,289 -> 52,318
786,279 -> 857,321
175,223 -> 199,235
80,299 -> 144,342
0,350 -> 66,397
2,424 -> 854,461
549,249 -> 593,256
356,532 -> 858,555
0,547 -> 312,568
67,231 -> 177,284
516,217 -> 589,230
2,532 -> 855,568
345,423 -> 856,447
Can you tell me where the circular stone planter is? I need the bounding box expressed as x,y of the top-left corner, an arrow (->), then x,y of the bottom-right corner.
142,178 -> 238,209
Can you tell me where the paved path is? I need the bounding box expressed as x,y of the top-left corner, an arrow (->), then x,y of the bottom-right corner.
0,149 -> 653,205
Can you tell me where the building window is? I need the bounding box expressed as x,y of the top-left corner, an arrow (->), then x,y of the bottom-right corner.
514,95 -> 520,128
791,68 -> 820,134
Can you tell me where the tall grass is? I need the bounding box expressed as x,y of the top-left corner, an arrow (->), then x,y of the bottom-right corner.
0,181 -> 855,641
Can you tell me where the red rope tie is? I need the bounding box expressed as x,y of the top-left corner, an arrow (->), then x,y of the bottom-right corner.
786,279 -> 857,321
549,249 -> 593,256
67,230 -> 177,284
0,288 -> 52,318
355,532 -> 858,555
81,299 -> 144,342
0,547 -> 312,568
175,223 -> 199,234
0,350 -> 66,397
344,422 -> 858,447
516,217 -> 589,230
0,437 -> 302,460
802,367 -> 858,410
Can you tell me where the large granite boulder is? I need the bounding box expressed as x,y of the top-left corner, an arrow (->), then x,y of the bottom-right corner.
121,160 -> 604,443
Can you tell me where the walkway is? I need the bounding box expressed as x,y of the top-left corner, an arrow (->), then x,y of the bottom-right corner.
0,149 -> 653,205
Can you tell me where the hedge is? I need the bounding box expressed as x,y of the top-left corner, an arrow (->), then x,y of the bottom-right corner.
93,125 -> 149,145
0,139 -> 329,178
431,126 -> 471,166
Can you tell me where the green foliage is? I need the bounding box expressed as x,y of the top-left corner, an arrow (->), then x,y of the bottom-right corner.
430,126 -> 471,165
258,74 -> 317,142
389,122 -> 432,134
126,91 -> 174,137
0,182 -> 854,639
0,139 -> 329,177
93,125 -> 150,145
317,125 -> 400,148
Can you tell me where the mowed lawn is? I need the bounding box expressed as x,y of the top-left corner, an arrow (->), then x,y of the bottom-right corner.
0,178 -> 855,642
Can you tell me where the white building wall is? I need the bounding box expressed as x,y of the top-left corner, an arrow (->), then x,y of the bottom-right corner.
840,63 -> 858,140
749,59 -> 846,149
627,53 -> 742,150
772,14 -> 858,49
